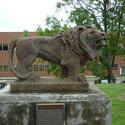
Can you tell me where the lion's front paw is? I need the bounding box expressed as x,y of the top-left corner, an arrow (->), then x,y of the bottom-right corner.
27,73 -> 40,81
70,75 -> 87,84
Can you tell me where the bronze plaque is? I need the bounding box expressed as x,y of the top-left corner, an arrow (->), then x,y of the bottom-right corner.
36,103 -> 65,125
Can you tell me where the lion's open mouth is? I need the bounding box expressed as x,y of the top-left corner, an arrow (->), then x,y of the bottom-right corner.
96,39 -> 106,48
101,40 -> 107,47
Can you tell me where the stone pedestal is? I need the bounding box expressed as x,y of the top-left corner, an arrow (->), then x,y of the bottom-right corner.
10,77 -> 89,93
0,84 -> 112,125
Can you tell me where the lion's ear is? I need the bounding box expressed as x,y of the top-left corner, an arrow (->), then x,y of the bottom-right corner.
78,26 -> 85,33
78,25 -> 93,32
85,25 -> 93,29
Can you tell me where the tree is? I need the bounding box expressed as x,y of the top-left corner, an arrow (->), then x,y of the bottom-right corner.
21,30 -> 30,37
36,25 -> 44,36
57,0 -> 125,83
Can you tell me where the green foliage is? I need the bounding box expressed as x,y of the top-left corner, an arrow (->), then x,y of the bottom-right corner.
46,16 -> 62,32
45,16 -> 69,35
85,61 -> 107,79
47,63 -> 61,76
21,30 -> 30,37
36,25 -> 44,36
36,16 -> 69,36
69,8 -> 92,26
35,58 -> 45,63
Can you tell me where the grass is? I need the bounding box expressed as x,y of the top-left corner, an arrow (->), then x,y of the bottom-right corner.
96,84 -> 125,125
0,78 -> 17,80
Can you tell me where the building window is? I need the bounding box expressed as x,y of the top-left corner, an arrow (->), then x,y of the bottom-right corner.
0,64 -> 49,72
113,64 -> 118,70
3,44 -> 8,50
0,44 -> 2,50
31,64 -> 49,72
44,64 -> 49,72
0,65 -> 9,72
0,65 -> 3,72
34,65 -> 39,71
4,65 -> 9,72
40,65 -> 45,72
40,64 -> 49,72
0,44 -> 8,51
37,65 -> 41,72
120,66 -> 125,74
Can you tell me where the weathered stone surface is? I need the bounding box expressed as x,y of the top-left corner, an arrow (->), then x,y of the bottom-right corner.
10,78 -> 89,93
0,84 -> 112,125
8,26 -> 106,81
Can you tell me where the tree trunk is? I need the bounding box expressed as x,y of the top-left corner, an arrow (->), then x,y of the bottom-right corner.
107,56 -> 116,83
103,0 -> 116,83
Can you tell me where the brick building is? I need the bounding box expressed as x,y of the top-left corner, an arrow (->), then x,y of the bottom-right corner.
0,32 -> 49,77
0,32 -> 125,77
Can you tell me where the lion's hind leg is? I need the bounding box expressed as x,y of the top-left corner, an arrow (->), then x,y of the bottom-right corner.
16,55 -> 39,80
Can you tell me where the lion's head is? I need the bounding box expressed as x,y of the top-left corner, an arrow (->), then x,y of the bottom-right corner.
78,25 -> 106,60
62,25 -> 106,60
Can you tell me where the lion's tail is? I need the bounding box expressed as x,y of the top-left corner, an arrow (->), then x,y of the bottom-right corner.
8,39 -> 33,80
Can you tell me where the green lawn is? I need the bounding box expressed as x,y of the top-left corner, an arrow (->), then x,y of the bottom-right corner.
96,84 -> 125,125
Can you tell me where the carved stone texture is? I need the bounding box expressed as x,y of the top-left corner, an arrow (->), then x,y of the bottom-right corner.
8,25 -> 106,82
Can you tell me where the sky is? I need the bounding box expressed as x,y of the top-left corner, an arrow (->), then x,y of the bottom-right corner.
0,0 -> 68,32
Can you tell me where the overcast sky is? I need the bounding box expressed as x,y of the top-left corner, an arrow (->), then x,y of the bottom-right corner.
0,0 -> 68,32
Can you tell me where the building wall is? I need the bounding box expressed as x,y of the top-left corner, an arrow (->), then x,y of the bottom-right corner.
0,32 -> 51,77
0,32 -> 125,77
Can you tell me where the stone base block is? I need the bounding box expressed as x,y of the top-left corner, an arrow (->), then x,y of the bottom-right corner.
10,77 -> 89,93
0,84 -> 112,125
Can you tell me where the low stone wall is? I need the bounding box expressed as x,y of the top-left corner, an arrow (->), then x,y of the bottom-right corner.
0,84 -> 112,125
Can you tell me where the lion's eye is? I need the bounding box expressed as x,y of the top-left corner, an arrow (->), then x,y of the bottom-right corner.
103,36 -> 106,40
90,30 -> 96,34
96,40 -> 102,47
100,33 -> 106,40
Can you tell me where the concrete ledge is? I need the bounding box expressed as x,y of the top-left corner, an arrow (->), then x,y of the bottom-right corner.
0,84 -> 112,125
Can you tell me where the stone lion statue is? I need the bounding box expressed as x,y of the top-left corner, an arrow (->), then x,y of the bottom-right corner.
8,25 -> 106,81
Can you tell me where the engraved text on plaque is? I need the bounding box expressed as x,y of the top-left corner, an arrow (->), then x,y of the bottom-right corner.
36,103 -> 65,125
